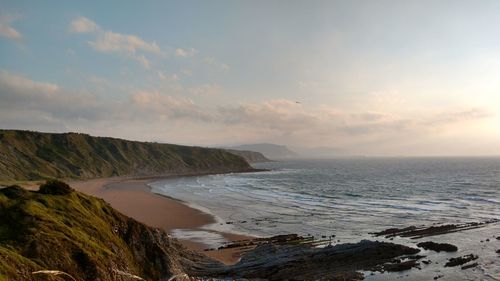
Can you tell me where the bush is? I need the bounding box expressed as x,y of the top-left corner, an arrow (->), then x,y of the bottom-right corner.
39,180 -> 73,195
1,185 -> 30,199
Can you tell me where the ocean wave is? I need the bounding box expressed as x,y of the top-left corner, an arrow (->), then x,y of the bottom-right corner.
153,158 -> 500,242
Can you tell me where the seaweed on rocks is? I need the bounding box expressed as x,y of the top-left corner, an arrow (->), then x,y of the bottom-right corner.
417,241 -> 458,252
444,254 -> 478,267
198,240 -> 420,280
372,220 -> 499,239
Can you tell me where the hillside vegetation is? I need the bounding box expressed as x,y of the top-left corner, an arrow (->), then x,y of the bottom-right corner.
0,181 -> 216,281
0,182 -> 425,280
0,130 -> 253,181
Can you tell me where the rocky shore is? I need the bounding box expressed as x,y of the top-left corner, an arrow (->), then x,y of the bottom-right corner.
2,181 -> 498,280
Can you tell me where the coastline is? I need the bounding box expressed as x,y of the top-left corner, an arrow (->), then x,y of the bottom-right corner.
70,175 -> 256,264
6,165 -> 500,279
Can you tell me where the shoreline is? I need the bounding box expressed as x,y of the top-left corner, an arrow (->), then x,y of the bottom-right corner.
69,175 -> 257,264
7,173 -> 500,279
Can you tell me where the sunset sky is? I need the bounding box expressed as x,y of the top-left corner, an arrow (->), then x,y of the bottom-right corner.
1,0 -> 499,156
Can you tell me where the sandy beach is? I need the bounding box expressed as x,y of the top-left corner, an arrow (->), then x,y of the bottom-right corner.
70,177 -> 254,264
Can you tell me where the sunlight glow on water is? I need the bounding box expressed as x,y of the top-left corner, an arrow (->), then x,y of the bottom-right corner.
152,158 -> 500,239
150,158 -> 500,280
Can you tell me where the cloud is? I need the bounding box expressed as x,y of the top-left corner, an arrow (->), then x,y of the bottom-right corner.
0,70 -> 103,121
203,57 -> 230,71
69,16 -> 98,33
427,108 -> 493,125
158,71 -> 179,81
69,17 -> 223,74
69,17 -> 163,69
0,71 -> 316,132
134,54 -> 151,69
69,17 -> 208,61
352,112 -> 393,122
337,108 -> 493,136
181,69 -> 193,76
70,17 -> 162,56
0,70 -> 59,96
0,71 -> 207,125
215,99 -> 494,142
217,99 -> 318,132
175,48 -> 198,57
338,119 -> 414,135
131,90 -> 212,121
188,84 -> 220,96
89,31 -> 162,56
298,80 -> 319,89
1,70 -> 494,154
0,14 -> 22,41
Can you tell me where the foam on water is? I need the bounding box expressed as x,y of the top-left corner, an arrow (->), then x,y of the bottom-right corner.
149,157 -> 500,279
151,158 -> 500,237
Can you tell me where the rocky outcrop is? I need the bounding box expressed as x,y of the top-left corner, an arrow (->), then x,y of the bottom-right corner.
198,240 -> 420,280
417,241 -> 458,252
372,220 -> 499,239
1,182 -> 424,281
444,254 -> 478,267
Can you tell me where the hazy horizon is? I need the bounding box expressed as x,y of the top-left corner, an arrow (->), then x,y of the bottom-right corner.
1,1 -> 499,156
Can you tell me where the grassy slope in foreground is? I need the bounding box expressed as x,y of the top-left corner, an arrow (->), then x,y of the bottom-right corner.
0,180 -> 216,281
0,183 -> 426,280
0,130 -> 253,181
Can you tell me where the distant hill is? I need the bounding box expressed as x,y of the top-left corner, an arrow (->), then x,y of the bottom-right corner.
0,130 -> 253,181
228,143 -> 298,160
290,146 -> 348,159
224,149 -> 271,163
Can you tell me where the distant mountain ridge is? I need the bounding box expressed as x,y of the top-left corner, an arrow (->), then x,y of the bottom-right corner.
0,130 -> 254,181
228,143 -> 298,160
224,149 -> 271,163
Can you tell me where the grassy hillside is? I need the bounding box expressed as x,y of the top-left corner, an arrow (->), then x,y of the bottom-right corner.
0,130 -> 253,181
0,181 -> 217,281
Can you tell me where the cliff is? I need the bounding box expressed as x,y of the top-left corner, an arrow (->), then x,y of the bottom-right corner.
224,149 -> 271,163
0,181 -> 423,280
0,130 -> 253,181
0,181 -> 219,281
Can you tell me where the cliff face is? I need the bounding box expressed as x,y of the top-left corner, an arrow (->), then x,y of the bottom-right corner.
0,181 -> 219,281
224,149 -> 271,163
0,130 -> 253,181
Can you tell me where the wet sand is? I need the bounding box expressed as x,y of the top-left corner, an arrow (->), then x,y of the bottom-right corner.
70,177 -> 254,264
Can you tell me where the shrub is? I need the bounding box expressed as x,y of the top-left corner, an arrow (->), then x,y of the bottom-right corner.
38,180 -> 73,195
1,185 -> 30,199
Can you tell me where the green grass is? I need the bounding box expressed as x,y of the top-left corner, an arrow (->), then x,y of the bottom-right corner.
0,129 -> 252,181
0,181 -> 180,280
0,246 -> 40,280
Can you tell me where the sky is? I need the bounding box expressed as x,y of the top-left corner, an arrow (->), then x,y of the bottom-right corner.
0,0 -> 499,156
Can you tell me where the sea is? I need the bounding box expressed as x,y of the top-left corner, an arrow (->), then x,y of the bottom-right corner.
150,157 -> 500,280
